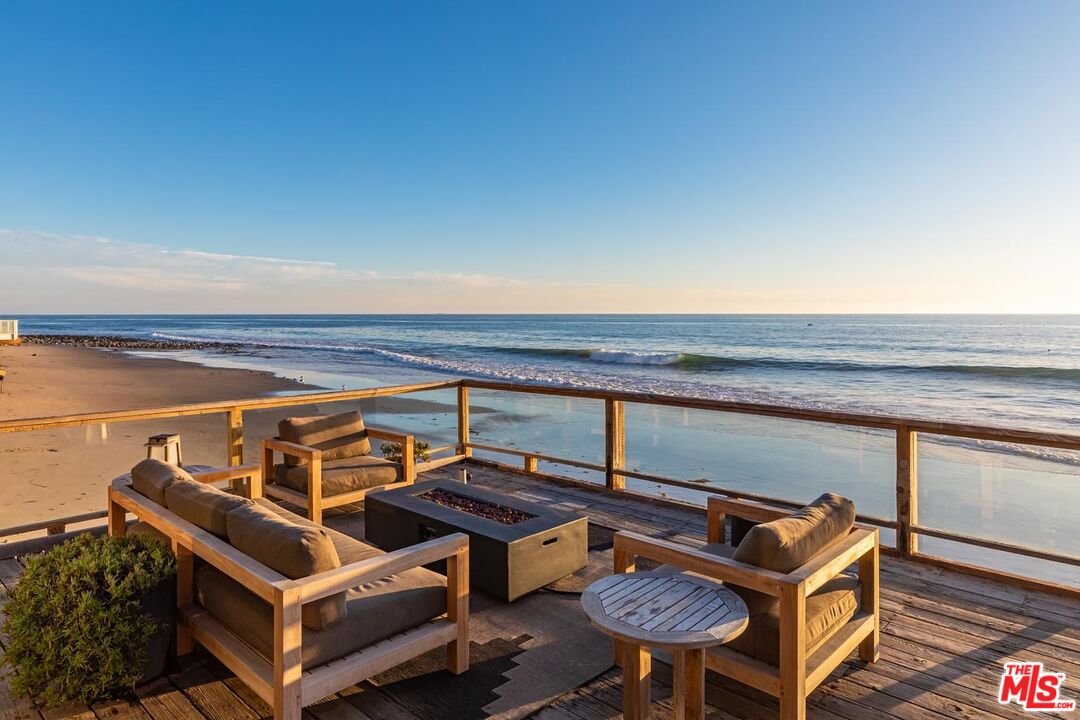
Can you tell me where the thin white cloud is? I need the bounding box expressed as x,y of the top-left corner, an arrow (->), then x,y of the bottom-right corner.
387,271 -> 595,290
0,228 -> 612,312
173,248 -> 336,267
60,265 -> 254,292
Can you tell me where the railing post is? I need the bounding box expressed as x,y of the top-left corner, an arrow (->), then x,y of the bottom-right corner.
174,541 -> 194,655
605,398 -> 626,490
226,408 -> 244,465
896,426 -> 919,556
401,434 -> 416,483
226,408 -> 244,492
458,385 -> 472,458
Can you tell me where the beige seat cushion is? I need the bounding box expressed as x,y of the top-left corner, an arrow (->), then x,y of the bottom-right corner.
731,493 -> 856,613
225,503 -> 346,630
195,562 -> 447,669
274,455 -> 401,497
720,573 -> 861,666
197,500 -> 446,668
733,493 -> 856,572
165,481 -> 251,538
253,498 -> 383,564
278,411 -> 371,466
131,458 -> 193,506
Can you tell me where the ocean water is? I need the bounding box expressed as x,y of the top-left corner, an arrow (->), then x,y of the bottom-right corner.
13,314 -> 1080,583
18,314 -> 1080,433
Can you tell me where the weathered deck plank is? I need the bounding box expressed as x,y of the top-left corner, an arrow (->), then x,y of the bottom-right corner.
168,661 -> 257,720
131,677 -> 204,720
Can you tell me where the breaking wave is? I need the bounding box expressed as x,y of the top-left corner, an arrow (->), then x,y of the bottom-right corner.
499,345 -> 1080,380
151,332 -> 1080,382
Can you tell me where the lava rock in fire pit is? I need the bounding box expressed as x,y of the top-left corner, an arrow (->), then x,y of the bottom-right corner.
418,488 -> 536,525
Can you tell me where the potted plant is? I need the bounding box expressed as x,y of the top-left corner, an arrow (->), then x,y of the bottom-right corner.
381,439 -> 432,463
1,533 -> 176,707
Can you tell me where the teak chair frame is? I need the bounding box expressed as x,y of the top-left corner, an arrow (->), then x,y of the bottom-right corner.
262,425 -> 417,524
107,463 -> 469,720
612,495 -> 879,720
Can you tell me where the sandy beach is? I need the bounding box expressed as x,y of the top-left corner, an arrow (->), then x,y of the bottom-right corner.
0,343 -> 312,421
0,344 -> 313,537
0,344 -> 461,539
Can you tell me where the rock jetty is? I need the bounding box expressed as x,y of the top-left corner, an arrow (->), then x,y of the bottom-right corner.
24,335 -> 240,351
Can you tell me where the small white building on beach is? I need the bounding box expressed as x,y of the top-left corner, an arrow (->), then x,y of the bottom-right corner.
0,319 -> 19,343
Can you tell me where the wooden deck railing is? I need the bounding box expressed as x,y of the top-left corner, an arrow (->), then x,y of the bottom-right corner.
458,380 -> 1080,597
1,377 -> 1078,596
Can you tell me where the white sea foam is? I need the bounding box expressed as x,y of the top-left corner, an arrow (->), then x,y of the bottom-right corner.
150,332 -> 770,402
589,349 -> 682,365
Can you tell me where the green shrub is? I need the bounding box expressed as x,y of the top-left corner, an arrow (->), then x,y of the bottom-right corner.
381,439 -> 432,463
1,533 -> 175,706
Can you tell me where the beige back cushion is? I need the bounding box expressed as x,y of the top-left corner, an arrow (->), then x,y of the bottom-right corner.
226,503 -> 347,630
278,411 -> 371,467
731,493 -> 856,613
165,481 -> 252,538
131,458 -> 194,506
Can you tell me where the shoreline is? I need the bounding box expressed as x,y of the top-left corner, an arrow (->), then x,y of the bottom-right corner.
19,330 -> 1079,439
15,335 -> 1079,468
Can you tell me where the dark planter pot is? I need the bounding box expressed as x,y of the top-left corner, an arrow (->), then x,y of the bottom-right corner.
136,575 -> 176,685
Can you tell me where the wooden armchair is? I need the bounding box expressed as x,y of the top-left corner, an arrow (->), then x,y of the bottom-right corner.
108,459 -> 468,720
261,410 -> 418,524
612,495 -> 879,720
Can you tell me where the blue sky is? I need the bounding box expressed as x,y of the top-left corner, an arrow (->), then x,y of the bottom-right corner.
2,2 -> 1078,313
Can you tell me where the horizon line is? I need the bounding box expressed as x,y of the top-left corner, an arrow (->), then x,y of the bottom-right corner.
7,312 -> 1080,318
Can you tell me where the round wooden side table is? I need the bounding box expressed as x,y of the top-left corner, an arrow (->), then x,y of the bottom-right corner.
581,571 -> 749,720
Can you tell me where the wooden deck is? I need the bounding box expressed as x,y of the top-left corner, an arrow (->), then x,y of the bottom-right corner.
2,461 -> 1078,720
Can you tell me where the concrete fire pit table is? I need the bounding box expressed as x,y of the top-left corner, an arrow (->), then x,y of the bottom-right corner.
364,478 -> 588,601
